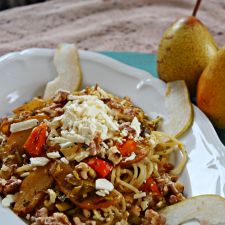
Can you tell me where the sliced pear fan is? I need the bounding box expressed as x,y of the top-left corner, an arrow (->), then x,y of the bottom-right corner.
161,80 -> 194,138
44,43 -> 83,99
160,195 -> 225,225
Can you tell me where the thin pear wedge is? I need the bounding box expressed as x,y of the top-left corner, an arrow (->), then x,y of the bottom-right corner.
161,80 -> 194,138
160,195 -> 225,225
44,43 -> 83,99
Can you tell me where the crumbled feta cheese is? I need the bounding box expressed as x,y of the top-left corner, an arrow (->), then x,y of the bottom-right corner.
73,151 -> 90,162
0,132 -> 6,146
107,146 -> 122,165
20,172 -> 30,178
66,173 -> 73,178
16,164 -> 33,173
95,179 -> 114,191
0,178 -> 7,186
10,119 -> 39,133
130,117 -> 141,138
47,151 -> 61,159
30,157 -> 49,167
61,130 -> 85,143
1,164 -> 10,172
120,129 -> 128,137
113,137 -> 123,144
140,200 -> 149,211
124,152 -> 136,162
59,142 -> 74,149
96,189 -> 109,197
133,192 -> 146,199
60,157 -> 69,164
101,142 -> 109,149
50,94 -> 119,146
2,194 -> 15,207
48,189 -> 57,204
26,214 -> 31,220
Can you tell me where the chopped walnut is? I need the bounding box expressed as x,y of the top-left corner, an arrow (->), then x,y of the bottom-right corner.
3,177 -> 22,194
41,103 -> 63,117
34,207 -> 48,218
130,205 -> 141,217
75,162 -> 96,180
53,90 -> 69,104
141,209 -> 166,225
107,146 -> 122,165
31,208 -> 71,225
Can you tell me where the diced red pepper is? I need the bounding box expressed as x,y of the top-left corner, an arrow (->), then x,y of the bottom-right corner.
86,157 -> 113,178
23,123 -> 47,156
140,177 -> 161,196
117,139 -> 137,157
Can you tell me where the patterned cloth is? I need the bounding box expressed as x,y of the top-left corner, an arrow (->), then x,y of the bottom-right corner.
0,0 -> 224,55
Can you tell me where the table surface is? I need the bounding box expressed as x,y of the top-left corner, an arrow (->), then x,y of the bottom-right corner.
0,0 -> 224,56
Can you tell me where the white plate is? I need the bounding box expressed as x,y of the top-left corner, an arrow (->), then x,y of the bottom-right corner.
0,49 -> 225,225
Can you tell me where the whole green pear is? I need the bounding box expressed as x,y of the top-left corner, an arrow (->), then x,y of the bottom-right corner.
157,16 -> 218,96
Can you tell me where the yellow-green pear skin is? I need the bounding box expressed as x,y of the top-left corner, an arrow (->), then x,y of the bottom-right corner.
157,16 -> 218,96
197,46 -> 225,128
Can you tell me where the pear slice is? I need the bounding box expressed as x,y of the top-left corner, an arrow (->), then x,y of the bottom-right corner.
160,195 -> 225,225
44,43 -> 83,99
161,80 -> 194,138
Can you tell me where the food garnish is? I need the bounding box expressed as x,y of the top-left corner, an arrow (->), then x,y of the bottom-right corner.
161,80 -> 194,138
160,194 -> 225,225
44,43 -> 82,99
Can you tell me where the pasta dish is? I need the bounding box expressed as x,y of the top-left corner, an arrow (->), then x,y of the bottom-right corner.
0,85 -> 188,225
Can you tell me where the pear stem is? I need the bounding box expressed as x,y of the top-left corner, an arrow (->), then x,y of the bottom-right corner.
192,0 -> 202,17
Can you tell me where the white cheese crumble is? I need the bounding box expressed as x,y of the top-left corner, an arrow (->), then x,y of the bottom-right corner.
124,152 -> 136,162
47,151 -> 61,159
0,132 -> 6,145
73,151 -> 90,162
133,192 -> 146,199
16,164 -> 33,173
140,200 -> 149,211
49,95 -> 119,146
120,129 -> 128,137
0,178 -> 7,186
1,164 -> 10,172
30,157 -> 49,166
48,189 -> 57,204
20,172 -> 30,178
10,119 -> 39,133
60,157 -> 69,164
95,178 -> 114,192
96,189 -> 109,197
130,117 -> 141,138
101,142 -> 109,149
2,194 -> 15,207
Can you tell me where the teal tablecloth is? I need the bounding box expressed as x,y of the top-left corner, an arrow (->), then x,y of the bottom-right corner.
100,51 -> 225,146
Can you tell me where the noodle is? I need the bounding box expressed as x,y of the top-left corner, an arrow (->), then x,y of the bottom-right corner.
0,86 -> 188,225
